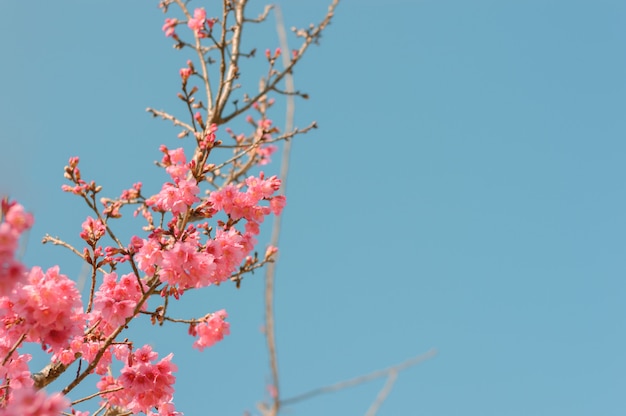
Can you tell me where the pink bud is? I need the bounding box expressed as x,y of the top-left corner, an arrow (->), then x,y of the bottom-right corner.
179,67 -> 192,83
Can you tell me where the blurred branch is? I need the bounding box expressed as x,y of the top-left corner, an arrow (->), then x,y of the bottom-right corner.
365,369 -> 398,416
280,349 -> 437,407
260,4 -> 295,416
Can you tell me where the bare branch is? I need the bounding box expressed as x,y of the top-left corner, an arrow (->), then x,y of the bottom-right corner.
220,0 -> 340,125
280,349 -> 437,407
365,370 -> 398,416
260,4 -> 295,415
212,0 -> 246,122
146,107 -> 195,132
71,386 -> 124,406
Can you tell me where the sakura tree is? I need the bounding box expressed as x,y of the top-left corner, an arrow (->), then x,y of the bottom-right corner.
0,1 -> 339,414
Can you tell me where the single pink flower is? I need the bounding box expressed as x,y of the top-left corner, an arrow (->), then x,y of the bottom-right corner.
187,8 -> 207,34
162,18 -> 178,37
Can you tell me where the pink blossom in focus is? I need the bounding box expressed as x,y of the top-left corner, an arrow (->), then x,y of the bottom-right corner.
192,309 -> 230,351
158,237 -> 216,290
164,148 -> 190,181
146,178 -> 200,216
12,266 -> 85,353
135,235 -> 165,276
79,216 -> 106,244
98,345 -> 178,414
77,339 -> 115,375
92,272 -> 145,335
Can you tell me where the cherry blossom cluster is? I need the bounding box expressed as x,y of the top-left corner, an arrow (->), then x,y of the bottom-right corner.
0,0 -> 338,413
0,205 -> 85,412
190,309 -> 230,351
0,200 -> 33,295
97,345 -> 178,415
0,387 -> 70,416
92,272 -> 146,335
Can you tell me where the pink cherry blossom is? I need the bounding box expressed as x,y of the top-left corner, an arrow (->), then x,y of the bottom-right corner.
162,18 -> 178,37
0,352 -> 33,390
0,201 -> 33,295
98,345 -> 178,414
191,309 -> 230,351
12,266 -> 85,353
146,178 -> 200,216
92,272 -> 145,335
257,144 -> 278,165
269,195 -> 286,216
158,237 -> 216,290
149,401 -> 182,416
187,8 -> 207,34
0,387 -> 69,416
76,339 -> 115,375
3,202 -> 34,233
79,216 -> 106,244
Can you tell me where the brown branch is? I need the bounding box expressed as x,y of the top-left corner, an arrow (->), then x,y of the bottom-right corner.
220,0 -> 340,125
2,333 -> 26,366
41,234 -> 84,259
173,0 -> 214,111
209,123 -> 316,180
71,386 -> 124,406
60,279 -> 162,394
146,107 -> 195,132
280,349 -> 437,406
212,0 -> 246,122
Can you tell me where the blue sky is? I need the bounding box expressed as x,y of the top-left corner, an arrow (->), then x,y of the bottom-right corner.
2,0 -> 626,415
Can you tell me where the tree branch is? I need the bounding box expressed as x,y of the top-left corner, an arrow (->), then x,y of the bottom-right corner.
280,349 -> 437,407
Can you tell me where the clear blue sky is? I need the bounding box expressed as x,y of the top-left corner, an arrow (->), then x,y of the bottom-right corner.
2,1 -> 626,415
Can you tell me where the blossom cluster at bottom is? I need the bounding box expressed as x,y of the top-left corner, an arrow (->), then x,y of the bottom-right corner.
97,345 -> 179,415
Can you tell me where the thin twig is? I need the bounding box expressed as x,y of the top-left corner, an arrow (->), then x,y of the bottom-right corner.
280,349 -> 437,406
209,122 -> 316,175
220,0 -> 340,125
41,234 -> 84,259
1,333 -> 27,366
146,108 -> 195,132
71,386 -> 124,406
